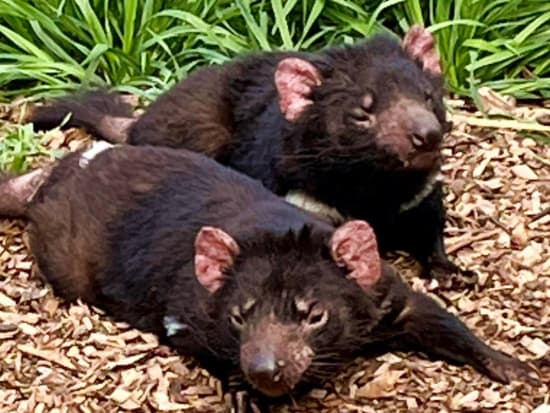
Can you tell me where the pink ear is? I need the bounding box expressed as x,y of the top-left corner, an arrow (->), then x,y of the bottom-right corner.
402,25 -> 441,75
330,220 -> 382,291
274,58 -> 322,122
194,226 -> 240,293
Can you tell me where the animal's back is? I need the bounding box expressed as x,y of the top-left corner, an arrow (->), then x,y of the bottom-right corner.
26,147 -> 248,295
25,145 -> 323,318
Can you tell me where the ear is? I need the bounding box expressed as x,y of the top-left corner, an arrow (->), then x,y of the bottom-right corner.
275,57 -> 322,122
194,226 -> 240,293
402,25 -> 441,75
330,220 -> 382,291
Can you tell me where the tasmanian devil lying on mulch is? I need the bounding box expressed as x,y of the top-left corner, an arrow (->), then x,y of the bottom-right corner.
29,26 -> 471,285
0,143 -> 543,412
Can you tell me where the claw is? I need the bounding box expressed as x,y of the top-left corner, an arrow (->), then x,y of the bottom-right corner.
225,390 -> 263,413
423,255 -> 478,289
484,354 -> 541,385
236,391 -> 248,413
224,393 -> 234,413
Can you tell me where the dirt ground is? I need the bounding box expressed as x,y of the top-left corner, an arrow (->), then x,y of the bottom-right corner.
0,101 -> 549,413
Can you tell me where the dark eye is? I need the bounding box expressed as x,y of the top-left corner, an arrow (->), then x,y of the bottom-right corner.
349,92 -> 374,127
425,91 -> 433,105
295,298 -> 329,330
306,307 -> 328,328
349,107 -> 370,122
230,306 -> 245,330
305,306 -> 328,330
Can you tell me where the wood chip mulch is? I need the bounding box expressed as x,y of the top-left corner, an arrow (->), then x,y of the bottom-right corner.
0,100 -> 549,413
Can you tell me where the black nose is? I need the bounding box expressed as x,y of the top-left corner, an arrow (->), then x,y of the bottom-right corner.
410,112 -> 442,150
248,352 -> 280,388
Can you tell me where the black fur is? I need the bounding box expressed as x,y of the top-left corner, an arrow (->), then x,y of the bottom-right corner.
29,34 -> 463,280
30,90 -> 132,133
2,145 -> 540,410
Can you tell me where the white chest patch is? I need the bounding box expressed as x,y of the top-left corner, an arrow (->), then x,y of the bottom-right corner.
285,169 -> 442,223
78,141 -> 116,169
398,170 -> 443,213
285,190 -> 346,224
163,315 -> 189,337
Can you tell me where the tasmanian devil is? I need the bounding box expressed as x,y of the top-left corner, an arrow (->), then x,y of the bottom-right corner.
0,143 -> 543,411
29,26 -> 468,283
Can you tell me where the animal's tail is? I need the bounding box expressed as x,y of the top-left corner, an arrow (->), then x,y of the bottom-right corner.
0,168 -> 50,218
28,90 -> 136,144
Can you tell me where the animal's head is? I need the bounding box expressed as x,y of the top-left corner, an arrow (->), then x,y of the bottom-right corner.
185,220 -> 384,397
275,25 -> 450,172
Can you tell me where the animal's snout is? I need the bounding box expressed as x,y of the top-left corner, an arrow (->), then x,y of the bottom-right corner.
409,109 -> 442,150
240,318 -> 314,398
248,351 -> 279,382
246,351 -> 286,397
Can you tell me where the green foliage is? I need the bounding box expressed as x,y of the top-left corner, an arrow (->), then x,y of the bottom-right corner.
0,120 -> 63,173
0,0 -> 392,101
391,0 -> 550,98
0,0 -> 548,101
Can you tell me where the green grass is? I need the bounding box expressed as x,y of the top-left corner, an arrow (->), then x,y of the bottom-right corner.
392,0 -> 550,99
0,0 -> 391,102
0,0 -> 548,173
0,0 -> 547,102
0,120 -> 64,173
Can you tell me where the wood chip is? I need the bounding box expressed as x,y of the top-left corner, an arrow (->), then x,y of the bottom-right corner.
41,297 -> 59,316
511,165 -> 539,180
480,388 -> 501,407
405,397 -> 418,409
17,344 -> 78,371
18,322 -> 39,335
105,353 -> 148,369
0,310 -> 40,324
309,389 -> 327,399
1,99 -> 549,412
120,398 -> 142,410
520,337 -> 550,357
356,368 -> 405,399
532,404 -> 550,413
152,392 -> 191,411
110,388 -> 132,404
511,223 -> 530,247
0,292 -> 16,308
452,390 -> 480,409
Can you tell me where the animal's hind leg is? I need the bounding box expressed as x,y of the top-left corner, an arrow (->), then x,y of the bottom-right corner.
0,168 -> 50,217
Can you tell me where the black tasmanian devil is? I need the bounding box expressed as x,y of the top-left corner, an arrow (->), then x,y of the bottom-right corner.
0,143 -> 543,411
29,26 -> 469,282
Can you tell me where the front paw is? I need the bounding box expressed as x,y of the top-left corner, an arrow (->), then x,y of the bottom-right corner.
423,258 -> 478,289
224,390 -> 263,413
483,353 -> 540,385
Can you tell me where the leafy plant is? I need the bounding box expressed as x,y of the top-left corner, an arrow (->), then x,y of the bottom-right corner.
0,0 -> 548,101
391,0 -> 550,98
0,121 -> 65,173
0,0 -> 394,101
0,105 -> 67,173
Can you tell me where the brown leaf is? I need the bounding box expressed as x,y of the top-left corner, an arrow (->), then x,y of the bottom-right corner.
110,388 -> 132,404
0,291 -> 16,308
520,337 -> 550,357
532,404 -> 550,413
17,344 -> 78,371
511,165 -> 539,180
105,353 -> 148,369
477,86 -> 516,115
356,366 -> 405,399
